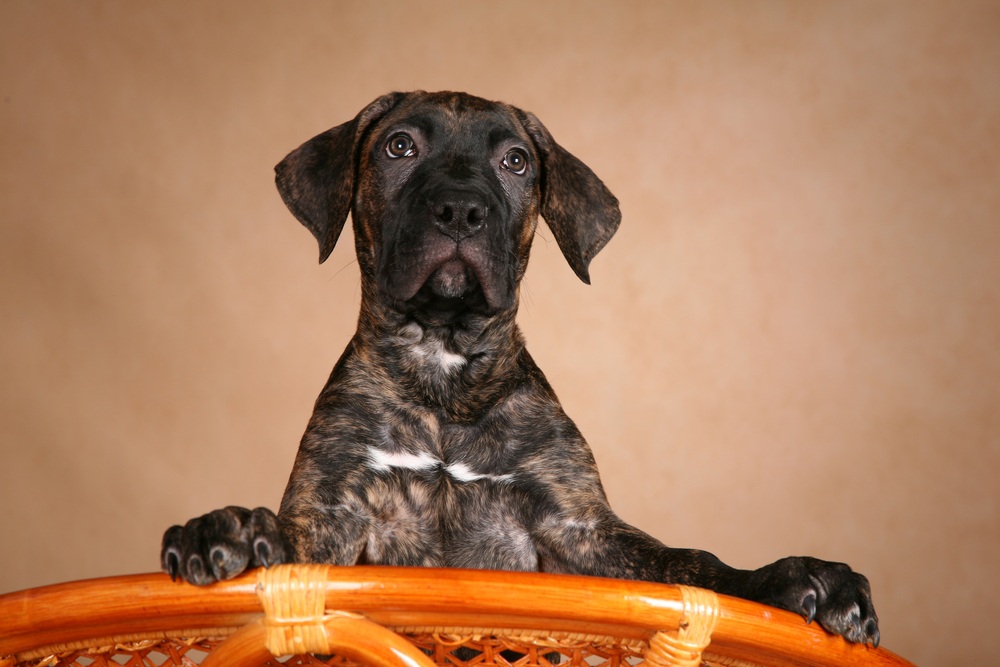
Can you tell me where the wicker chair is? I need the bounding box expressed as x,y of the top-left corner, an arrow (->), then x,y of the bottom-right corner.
0,565 -> 913,667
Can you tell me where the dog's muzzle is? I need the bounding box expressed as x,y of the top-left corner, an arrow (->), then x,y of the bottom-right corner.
424,188 -> 489,300
381,184 -> 513,316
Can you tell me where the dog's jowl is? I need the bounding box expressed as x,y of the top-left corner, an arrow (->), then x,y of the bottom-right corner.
161,91 -> 879,646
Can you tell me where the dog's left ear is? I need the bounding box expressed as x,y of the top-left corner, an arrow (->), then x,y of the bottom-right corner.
275,92 -> 406,263
517,110 -> 621,284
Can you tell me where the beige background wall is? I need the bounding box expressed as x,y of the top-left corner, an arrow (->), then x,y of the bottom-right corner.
2,2 -> 998,664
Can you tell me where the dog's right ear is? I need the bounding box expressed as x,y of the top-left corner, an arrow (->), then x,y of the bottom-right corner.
275,92 -> 405,263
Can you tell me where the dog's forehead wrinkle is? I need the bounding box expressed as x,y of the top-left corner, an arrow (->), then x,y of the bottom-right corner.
399,115 -> 436,140
384,100 -> 523,155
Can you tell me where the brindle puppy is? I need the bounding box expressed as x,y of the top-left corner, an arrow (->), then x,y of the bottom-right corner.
161,91 -> 879,646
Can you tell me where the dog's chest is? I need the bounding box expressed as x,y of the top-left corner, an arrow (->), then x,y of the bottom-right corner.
358,407 -> 535,568
347,326 -> 537,567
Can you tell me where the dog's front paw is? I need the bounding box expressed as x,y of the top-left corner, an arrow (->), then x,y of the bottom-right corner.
160,506 -> 289,585
747,556 -> 879,646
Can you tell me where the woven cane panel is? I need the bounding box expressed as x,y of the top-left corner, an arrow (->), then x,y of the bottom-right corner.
13,633 -> 653,667
15,638 -> 224,667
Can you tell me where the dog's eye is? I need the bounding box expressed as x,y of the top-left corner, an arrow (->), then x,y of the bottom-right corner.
386,133 -> 416,159
502,148 -> 529,175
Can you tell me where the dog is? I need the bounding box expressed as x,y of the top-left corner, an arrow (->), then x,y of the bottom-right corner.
161,91 -> 879,646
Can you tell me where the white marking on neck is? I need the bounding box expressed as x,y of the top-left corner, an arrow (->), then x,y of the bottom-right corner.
398,322 -> 466,372
416,339 -> 466,371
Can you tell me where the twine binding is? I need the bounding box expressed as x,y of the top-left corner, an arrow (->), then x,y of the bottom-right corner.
644,585 -> 720,667
257,564 -> 360,656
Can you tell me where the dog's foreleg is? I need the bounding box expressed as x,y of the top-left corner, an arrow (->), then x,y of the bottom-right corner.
533,510 -> 878,646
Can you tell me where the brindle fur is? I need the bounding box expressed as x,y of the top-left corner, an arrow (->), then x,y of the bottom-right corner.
161,91 -> 879,646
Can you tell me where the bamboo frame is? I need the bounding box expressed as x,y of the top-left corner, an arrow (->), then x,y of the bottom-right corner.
0,565 -> 913,667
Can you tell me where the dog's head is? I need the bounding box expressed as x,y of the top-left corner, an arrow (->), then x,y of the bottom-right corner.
275,91 -> 620,321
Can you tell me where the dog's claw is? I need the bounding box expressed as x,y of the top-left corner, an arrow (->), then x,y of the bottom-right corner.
187,554 -> 207,584
802,593 -> 817,624
164,552 -> 179,582
867,619 -> 880,648
209,547 -> 227,574
255,540 -> 272,569
160,526 -> 183,582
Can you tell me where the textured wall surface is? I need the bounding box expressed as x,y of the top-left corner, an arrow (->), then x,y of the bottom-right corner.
2,2 -> 998,664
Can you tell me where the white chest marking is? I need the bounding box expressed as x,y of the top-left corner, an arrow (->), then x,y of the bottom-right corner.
366,447 -> 513,484
444,461 -> 514,484
367,448 -> 440,473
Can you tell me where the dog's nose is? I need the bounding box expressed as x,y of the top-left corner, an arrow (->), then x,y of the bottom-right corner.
430,190 -> 488,241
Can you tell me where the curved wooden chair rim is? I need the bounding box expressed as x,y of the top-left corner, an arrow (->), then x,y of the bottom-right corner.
0,564 -> 912,667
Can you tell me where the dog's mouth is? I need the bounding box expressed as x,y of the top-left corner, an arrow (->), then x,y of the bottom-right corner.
426,258 -> 478,301
404,253 -> 495,319
404,263 -> 490,321
383,241 -> 511,320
